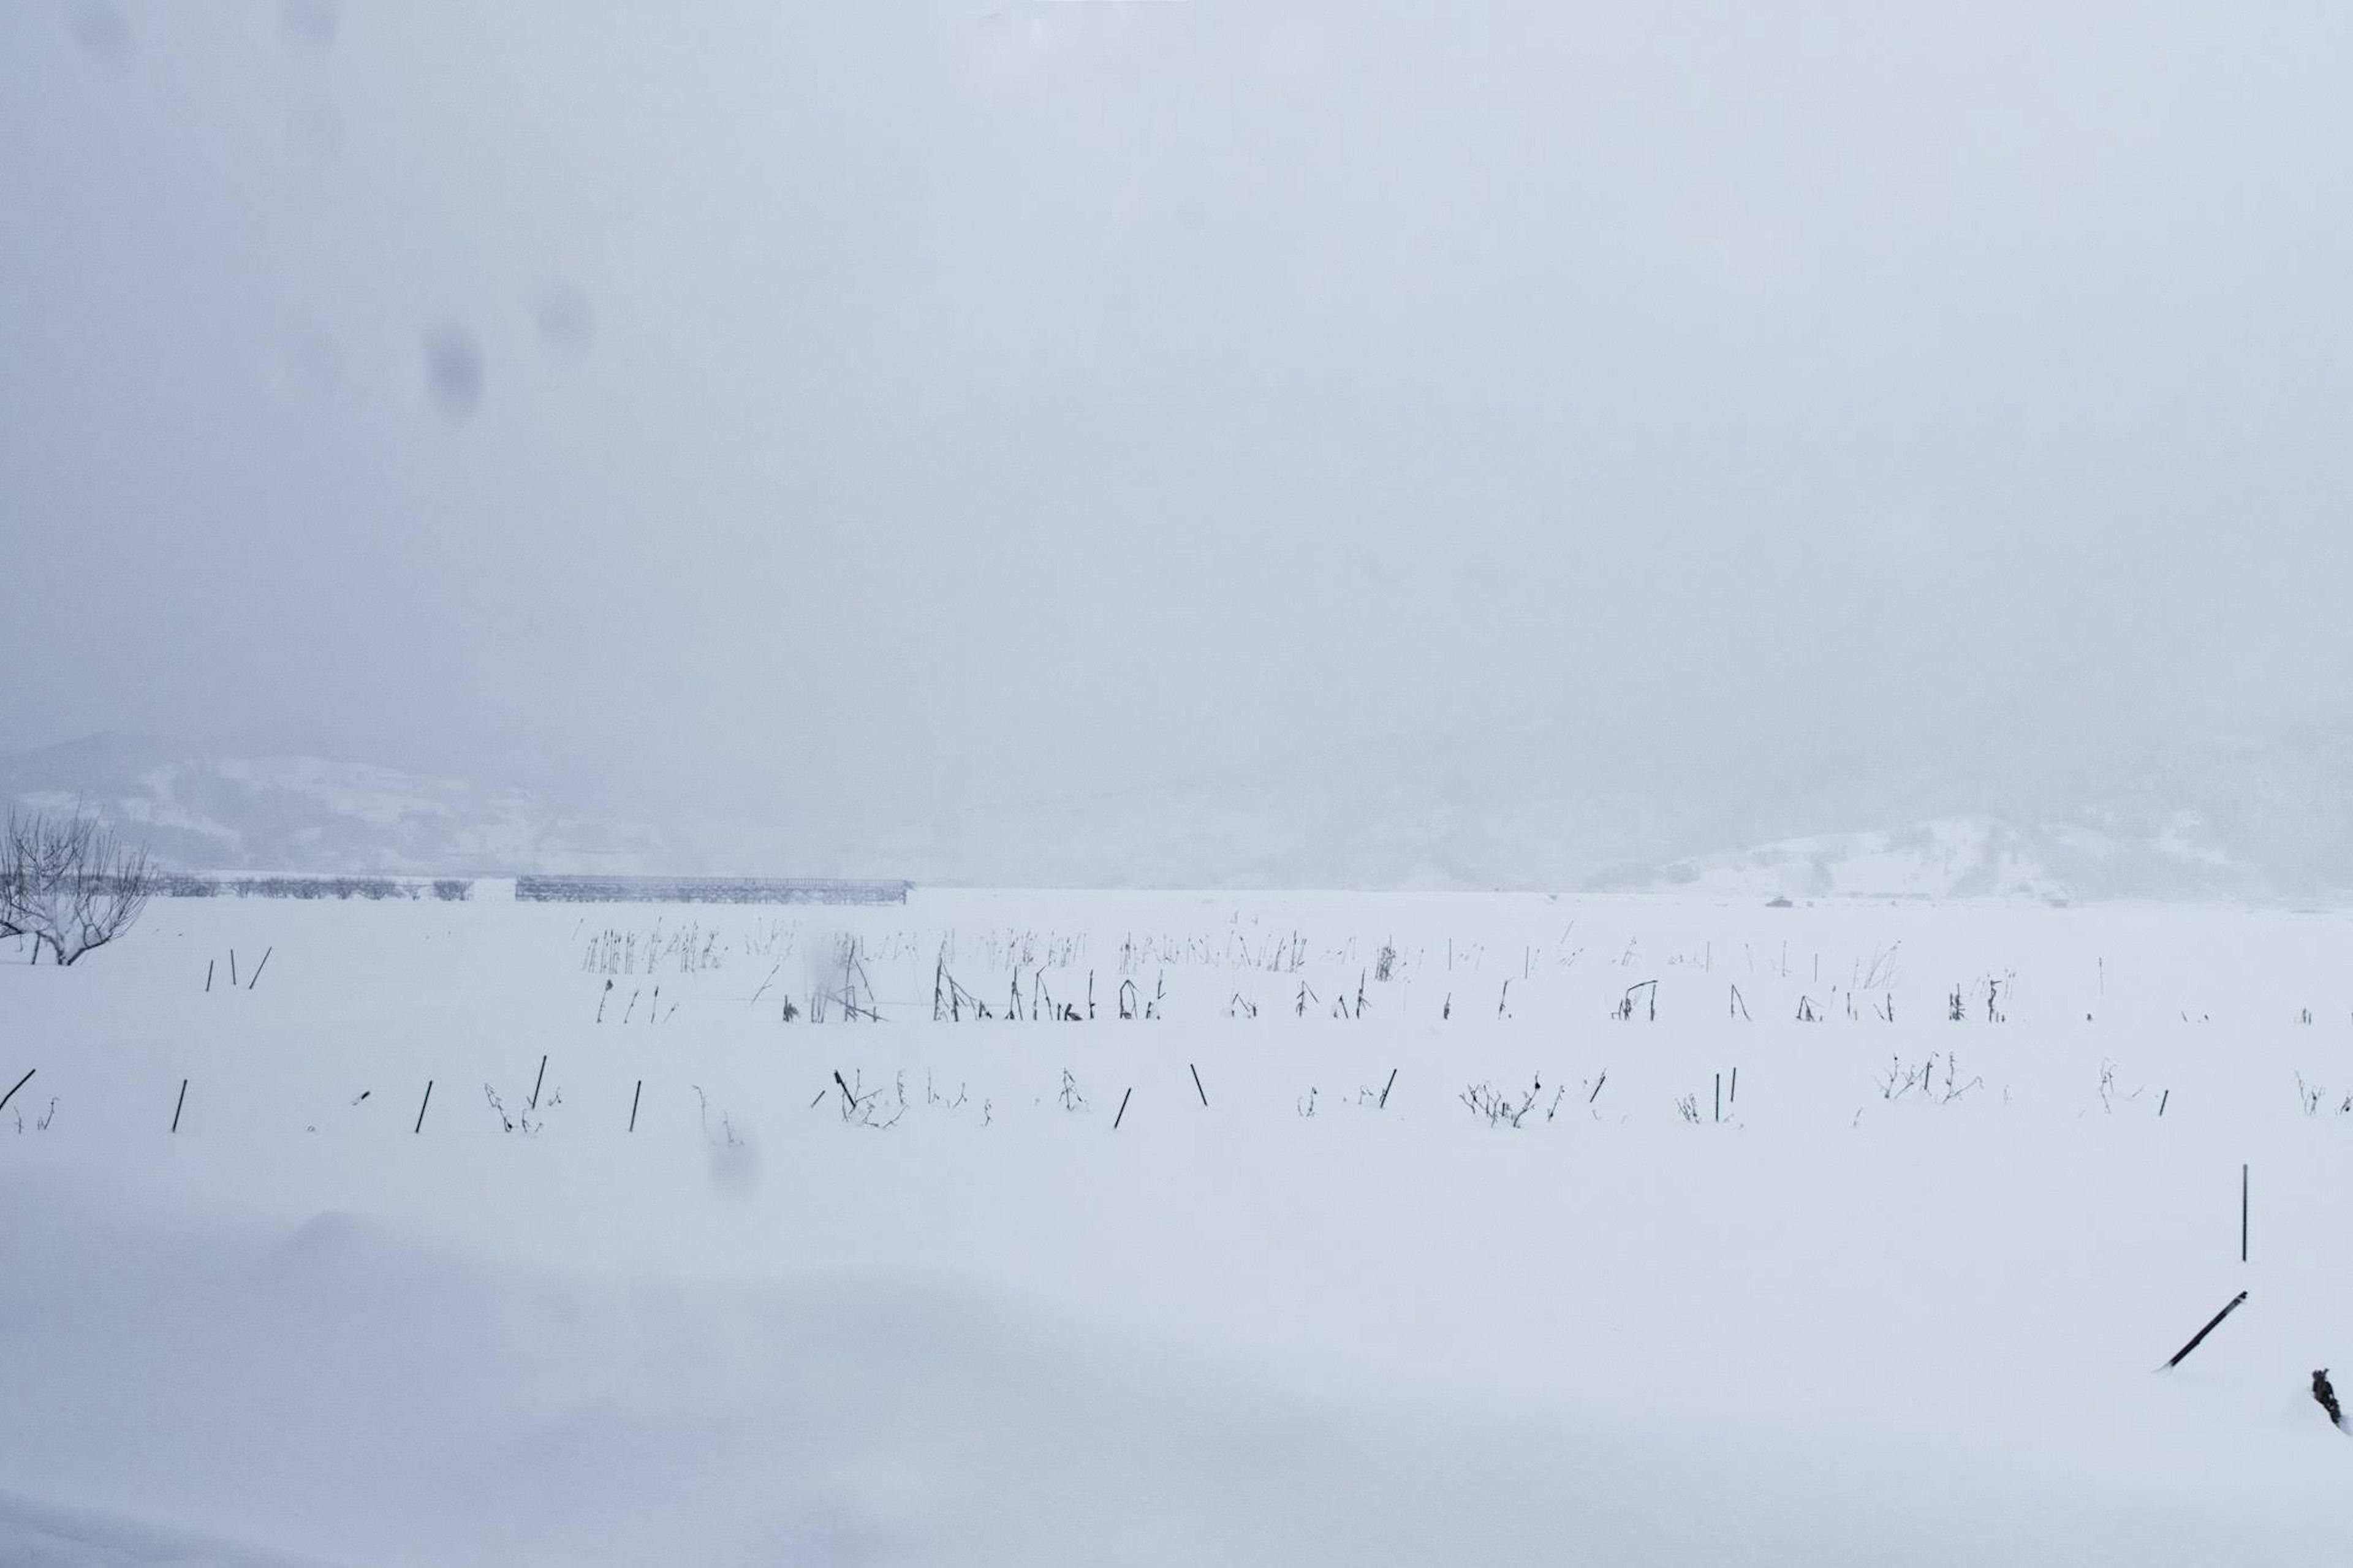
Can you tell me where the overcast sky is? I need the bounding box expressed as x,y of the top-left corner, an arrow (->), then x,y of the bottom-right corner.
6,1 -> 2352,831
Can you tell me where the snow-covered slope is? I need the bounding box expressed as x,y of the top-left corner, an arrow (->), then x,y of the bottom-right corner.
0,734 -> 680,876
1615,812 -> 2262,905
826,719 -> 1789,892
1625,817 -> 2070,902
9,724 -> 2353,903
0,726 -> 1757,888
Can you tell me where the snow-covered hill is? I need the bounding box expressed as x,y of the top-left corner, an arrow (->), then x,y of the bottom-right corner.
7,725 -> 2352,904
0,734 -> 680,876
833,730 -> 2346,904
1612,814 -> 2259,905
1599,727 -> 2353,906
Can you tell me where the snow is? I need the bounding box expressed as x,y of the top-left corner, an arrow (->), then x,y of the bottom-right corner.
15,729 -> 2344,899
1643,816 -> 2069,902
0,740 -> 683,879
1634,814 -> 2265,905
4,890 -> 2351,1563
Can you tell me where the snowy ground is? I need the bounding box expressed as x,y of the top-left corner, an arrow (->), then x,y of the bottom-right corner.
3,889 -> 2350,1564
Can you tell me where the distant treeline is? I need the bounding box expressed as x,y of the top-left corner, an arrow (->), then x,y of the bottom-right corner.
149,873 -> 911,905
514,875 -> 910,905
156,874 -> 473,901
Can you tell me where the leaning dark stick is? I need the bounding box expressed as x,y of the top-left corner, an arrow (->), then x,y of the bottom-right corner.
2164,1291 -> 2249,1369
0,1069 -> 32,1115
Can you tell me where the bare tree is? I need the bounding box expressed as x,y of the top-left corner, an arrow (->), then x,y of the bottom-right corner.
0,823 -> 23,949
3,808 -> 154,964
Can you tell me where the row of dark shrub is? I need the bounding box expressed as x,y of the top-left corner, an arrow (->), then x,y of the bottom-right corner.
515,875 -> 910,905
150,874 -> 909,904
155,874 -> 472,901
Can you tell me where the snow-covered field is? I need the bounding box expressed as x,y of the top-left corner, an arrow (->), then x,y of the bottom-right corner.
4,888 -> 2351,1564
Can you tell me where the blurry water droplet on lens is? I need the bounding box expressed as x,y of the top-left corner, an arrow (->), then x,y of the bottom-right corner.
68,1 -> 131,63
422,325 -> 483,417
279,0 -> 338,53
534,284 -> 595,356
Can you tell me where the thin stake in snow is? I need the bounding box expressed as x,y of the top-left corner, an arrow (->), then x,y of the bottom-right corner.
0,1069 -> 33,1115
414,1080 -> 433,1134
1190,1063 -> 1208,1106
205,960 -> 213,993
628,1079 -> 642,1132
529,1054 -> 548,1111
2242,1164 -> 2249,1263
170,1078 -> 187,1133
247,947 -> 271,990
1715,1074 -> 1721,1123
229,950 -> 237,988
1378,1067 -> 1398,1109
1113,1086 -> 1132,1130
2164,1290 -> 2249,1369
1729,1066 -> 1738,1105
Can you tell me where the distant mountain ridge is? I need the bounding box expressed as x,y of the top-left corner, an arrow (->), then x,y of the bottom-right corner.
1605,814 -> 2253,905
4,727 -> 2350,903
0,733 -> 680,876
